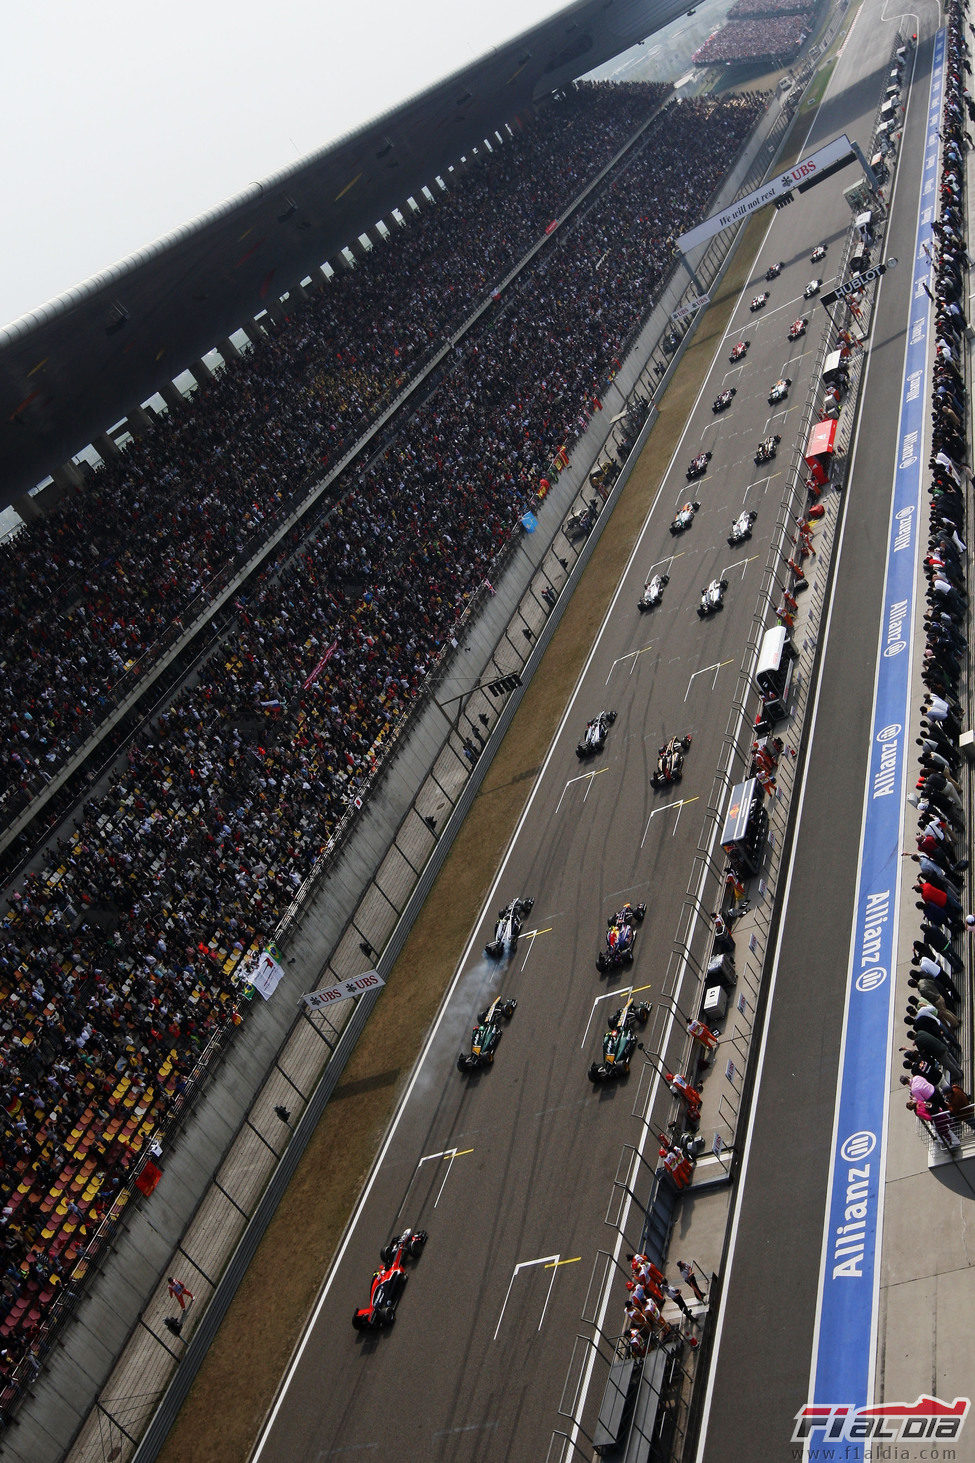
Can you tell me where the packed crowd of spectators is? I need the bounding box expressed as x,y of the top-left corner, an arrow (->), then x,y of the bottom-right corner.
902,10 -> 975,1153
0,89 -> 767,1405
692,11 -> 812,65
728,0 -> 811,16
1,82 -> 676,820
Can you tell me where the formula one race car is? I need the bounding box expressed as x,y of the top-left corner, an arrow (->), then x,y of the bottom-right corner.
788,318 -> 808,341
588,993 -> 651,1083
577,710 -> 617,759
729,339 -> 750,362
728,509 -> 757,546
811,244 -> 827,262
638,573 -> 669,612
670,500 -> 701,534
697,578 -> 729,617
749,292 -> 770,312
768,377 -> 792,405
352,1227 -> 428,1330
457,995 -> 517,1072
485,896 -> 534,957
686,451 -> 712,481
712,387 -> 737,413
596,903 -> 646,972
651,733 -> 692,788
803,278 -> 822,299
754,434 -> 781,465
764,261 -> 783,281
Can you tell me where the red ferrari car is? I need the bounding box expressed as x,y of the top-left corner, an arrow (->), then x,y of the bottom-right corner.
353,1228 -> 428,1330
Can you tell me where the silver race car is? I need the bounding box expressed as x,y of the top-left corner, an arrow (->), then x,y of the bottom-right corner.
728,510 -> 757,546
577,710 -> 617,758
485,897 -> 534,957
638,573 -> 669,612
697,578 -> 729,617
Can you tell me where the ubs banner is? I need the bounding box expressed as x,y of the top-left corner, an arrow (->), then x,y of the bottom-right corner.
302,970 -> 385,1010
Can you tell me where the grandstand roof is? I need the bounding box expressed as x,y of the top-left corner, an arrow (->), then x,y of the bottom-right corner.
0,0 -> 691,512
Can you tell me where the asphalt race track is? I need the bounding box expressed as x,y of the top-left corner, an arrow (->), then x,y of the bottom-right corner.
251,5 -> 935,1459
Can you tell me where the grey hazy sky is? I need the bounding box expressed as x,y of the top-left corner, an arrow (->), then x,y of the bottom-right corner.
1,0 -> 574,332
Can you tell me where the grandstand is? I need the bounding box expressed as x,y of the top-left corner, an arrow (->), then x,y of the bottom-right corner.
692,0 -> 825,64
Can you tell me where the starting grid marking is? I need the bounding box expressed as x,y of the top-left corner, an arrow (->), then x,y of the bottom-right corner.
641,795 -> 699,846
580,983 -> 653,1048
399,1146 -> 474,1214
606,641 -> 656,683
494,1253 -> 582,1340
743,474 -> 773,502
555,766 -> 607,814
516,926 -> 551,970
685,659 -> 734,701
766,404 -> 800,427
637,552 -> 683,582
723,553 -> 758,580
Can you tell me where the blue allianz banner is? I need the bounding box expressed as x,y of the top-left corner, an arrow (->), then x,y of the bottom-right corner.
805,28 -> 945,1448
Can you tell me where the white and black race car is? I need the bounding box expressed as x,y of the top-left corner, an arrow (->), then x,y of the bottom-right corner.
577,710 -> 617,759
755,434 -> 781,465
670,500 -> 701,535
750,292 -> 770,312
764,261 -> 783,281
811,244 -> 827,263
712,387 -> 736,413
728,510 -> 757,546
803,278 -> 822,299
638,573 -> 669,612
768,377 -> 792,405
686,452 -> 711,482
697,578 -> 729,617
485,897 -> 534,957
